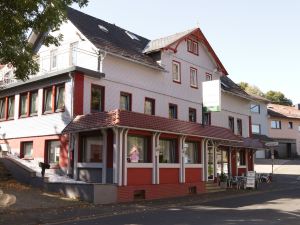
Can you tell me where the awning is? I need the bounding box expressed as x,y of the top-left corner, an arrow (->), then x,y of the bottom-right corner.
63,110 -> 242,143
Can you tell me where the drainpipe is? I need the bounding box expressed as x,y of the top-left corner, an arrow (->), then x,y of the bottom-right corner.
97,50 -> 107,73
68,72 -> 74,118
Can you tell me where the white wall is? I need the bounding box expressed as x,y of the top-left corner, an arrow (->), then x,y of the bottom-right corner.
250,101 -> 269,136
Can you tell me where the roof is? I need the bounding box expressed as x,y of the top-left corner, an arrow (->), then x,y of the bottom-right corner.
143,27 -> 228,75
220,76 -> 254,101
251,134 -> 274,143
67,8 -> 163,71
268,104 -> 300,119
63,110 -> 242,142
247,93 -> 270,103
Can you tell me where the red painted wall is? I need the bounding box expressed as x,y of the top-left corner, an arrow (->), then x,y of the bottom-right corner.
159,168 -> 180,184
238,168 -> 247,176
231,149 -> 237,176
127,168 -> 152,186
118,182 -> 205,202
0,134 -> 68,169
248,150 -> 254,171
185,168 -> 202,183
73,72 -> 84,116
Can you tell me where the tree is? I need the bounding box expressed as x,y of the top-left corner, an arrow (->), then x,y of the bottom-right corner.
238,82 -> 264,97
0,0 -> 88,80
265,90 -> 293,106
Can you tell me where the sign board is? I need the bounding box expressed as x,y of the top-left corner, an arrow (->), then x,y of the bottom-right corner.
246,171 -> 256,188
202,80 -> 221,112
265,142 -> 279,147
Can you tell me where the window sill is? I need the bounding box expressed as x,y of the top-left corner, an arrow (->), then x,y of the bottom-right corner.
237,165 -> 247,168
172,80 -> 181,84
159,163 -> 180,168
185,164 -> 203,168
190,85 -> 198,89
0,118 -> 6,122
55,108 -> 65,113
7,117 -> 14,121
43,111 -> 54,115
30,113 -> 38,117
77,162 -> 103,168
127,163 -> 153,168
187,50 -> 199,56
19,115 -> 29,119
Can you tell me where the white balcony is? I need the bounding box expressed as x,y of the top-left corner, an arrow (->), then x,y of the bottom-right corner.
0,47 -> 100,88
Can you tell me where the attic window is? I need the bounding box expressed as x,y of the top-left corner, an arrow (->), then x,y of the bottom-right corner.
125,31 -> 140,41
98,25 -> 109,33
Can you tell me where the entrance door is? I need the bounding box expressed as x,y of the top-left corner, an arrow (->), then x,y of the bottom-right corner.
207,146 -> 214,180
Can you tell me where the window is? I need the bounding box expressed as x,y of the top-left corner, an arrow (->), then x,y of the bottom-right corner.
252,124 -> 261,134
190,67 -> 198,88
250,104 -> 260,113
22,142 -> 33,159
237,150 -> 246,166
204,112 -> 211,125
172,61 -> 181,83
237,119 -> 242,136
144,98 -> 155,115
288,122 -> 293,129
70,42 -> 78,65
185,142 -> 200,164
189,108 -> 196,122
55,85 -> 65,111
47,140 -> 60,164
19,93 -> 28,117
206,73 -> 212,81
229,116 -> 234,132
29,91 -> 38,116
7,96 -> 14,119
169,103 -> 178,119
159,139 -> 177,163
91,85 -> 105,113
120,92 -> 132,111
50,49 -> 58,69
0,98 -> 5,120
127,135 -> 150,163
271,120 -> 281,129
43,87 -> 53,113
187,39 -> 198,55
81,135 -> 103,163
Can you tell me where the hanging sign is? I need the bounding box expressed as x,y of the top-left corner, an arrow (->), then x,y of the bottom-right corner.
202,80 -> 221,112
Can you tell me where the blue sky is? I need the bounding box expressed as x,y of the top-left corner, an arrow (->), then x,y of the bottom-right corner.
73,0 -> 300,104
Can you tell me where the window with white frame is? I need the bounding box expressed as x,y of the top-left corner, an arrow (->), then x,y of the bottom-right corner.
172,61 -> 181,83
187,39 -> 198,55
251,124 -> 261,134
159,139 -> 177,163
205,73 -> 212,81
47,140 -> 60,164
127,135 -> 150,163
250,104 -> 260,113
81,135 -> 103,163
29,91 -> 38,116
185,142 -> 199,164
190,67 -> 198,88
7,96 -> 14,119
50,49 -> 58,69
55,84 -> 65,111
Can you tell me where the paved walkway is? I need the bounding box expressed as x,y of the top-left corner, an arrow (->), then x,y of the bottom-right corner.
255,159 -> 300,175
0,179 -> 86,212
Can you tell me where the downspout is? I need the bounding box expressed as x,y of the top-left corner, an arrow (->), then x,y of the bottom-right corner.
97,50 -> 107,73
68,72 -> 74,118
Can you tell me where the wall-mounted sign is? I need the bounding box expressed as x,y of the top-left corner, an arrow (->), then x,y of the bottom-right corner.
202,80 -> 221,112
265,142 -> 279,147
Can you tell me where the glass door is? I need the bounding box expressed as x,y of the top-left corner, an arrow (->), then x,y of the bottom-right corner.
207,146 -> 214,180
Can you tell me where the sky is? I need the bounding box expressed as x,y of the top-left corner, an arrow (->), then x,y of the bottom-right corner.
73,0 -> 300,104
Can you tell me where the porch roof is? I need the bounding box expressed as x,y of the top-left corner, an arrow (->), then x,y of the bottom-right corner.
62,110 -> 242,142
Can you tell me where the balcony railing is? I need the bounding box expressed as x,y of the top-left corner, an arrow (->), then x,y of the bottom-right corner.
0,47 -> 100,88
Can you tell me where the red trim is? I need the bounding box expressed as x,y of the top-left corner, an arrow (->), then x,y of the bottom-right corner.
163,28 -> 228,75
91,84 -> 105,113
128,129 -> 152,136
144,97 -> 155,115
172,60 -> 181,84
73,73 -> 84,116
120,92 -> 132,111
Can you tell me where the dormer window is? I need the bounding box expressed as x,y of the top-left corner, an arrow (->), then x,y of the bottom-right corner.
98,25 -> 109,33
187,39 -> 198,55
125,31 -> 140,41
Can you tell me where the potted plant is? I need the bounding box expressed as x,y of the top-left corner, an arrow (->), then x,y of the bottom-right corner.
219,172 -> 228,189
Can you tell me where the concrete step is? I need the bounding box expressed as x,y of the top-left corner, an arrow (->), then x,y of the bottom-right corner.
205,181 -> 225,193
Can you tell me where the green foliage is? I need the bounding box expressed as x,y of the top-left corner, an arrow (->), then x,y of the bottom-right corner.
0,0 -> 88,80
265,90 -> 293,106
238,82 -> 264,97
219,172 -> 227,182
